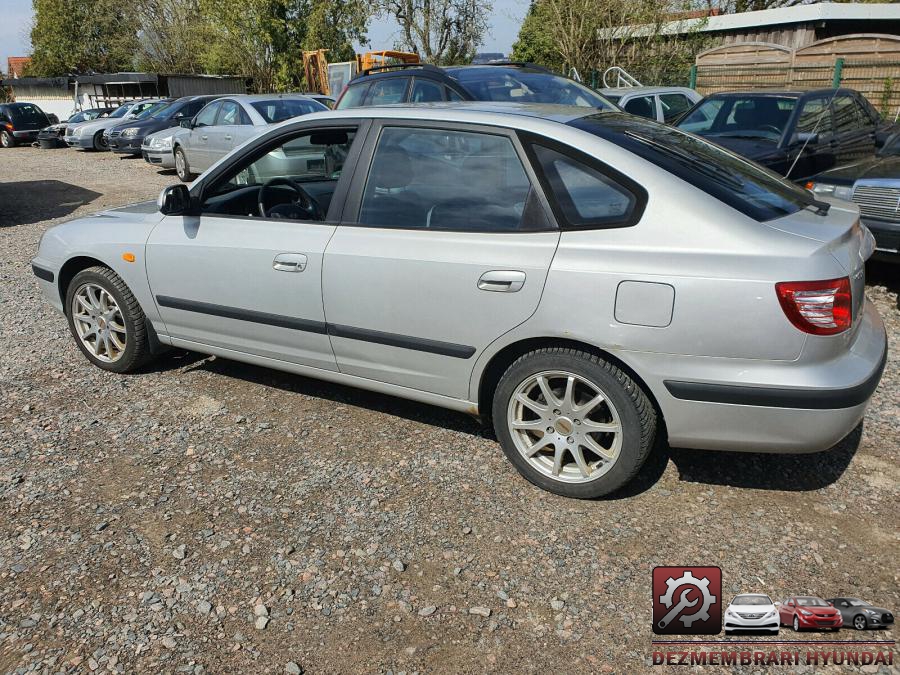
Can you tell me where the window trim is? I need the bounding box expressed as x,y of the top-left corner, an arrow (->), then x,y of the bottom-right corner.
191,118 -> 370,224
341,120 -> 558,234
518,131 -> 647,231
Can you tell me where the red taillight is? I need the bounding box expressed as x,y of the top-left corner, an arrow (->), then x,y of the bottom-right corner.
775,277 -> 852,335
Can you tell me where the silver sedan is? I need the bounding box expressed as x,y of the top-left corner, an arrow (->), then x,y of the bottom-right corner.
171,94 -> 327,181
32,103 -> 887,499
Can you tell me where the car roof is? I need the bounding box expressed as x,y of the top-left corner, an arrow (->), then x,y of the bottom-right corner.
222,93 -> 320,103
350,62 -> 553,83
704,88 -> 858,99
599,86 -> 695,95
311,101 -> 599,125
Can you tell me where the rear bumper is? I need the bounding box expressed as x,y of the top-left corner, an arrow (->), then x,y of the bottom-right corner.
626,301 -> 887,453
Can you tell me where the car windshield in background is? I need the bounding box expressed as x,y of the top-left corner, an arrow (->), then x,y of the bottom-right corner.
879,133 -> 900,156
570,113 -> 816,222
449,68 -> 615,109
847,599 -> 868,607
251,99 -> 326,123
148,102 -> 176,119
796,598 -> 829,607
678,95 -> 798,140
733,595 -> 772,606
137,102 -> 169,119
9,104 -> 46,123
107,105 -> 131,119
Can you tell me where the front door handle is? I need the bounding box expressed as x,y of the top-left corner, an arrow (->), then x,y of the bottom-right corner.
224,134 -> 233,141
478,270 -> 526,292
273,253 -> 308,272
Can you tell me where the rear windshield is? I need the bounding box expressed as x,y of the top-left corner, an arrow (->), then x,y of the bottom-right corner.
251,98 -> 326,123
449,68 -> 615,109
569,113 -> 815,222
8,104 -> 47,124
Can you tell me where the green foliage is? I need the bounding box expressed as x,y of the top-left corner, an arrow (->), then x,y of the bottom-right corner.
29,0 -> 139,75
304,0 -> 371,63
381,0 -> 491,65
511,2 -> 561,71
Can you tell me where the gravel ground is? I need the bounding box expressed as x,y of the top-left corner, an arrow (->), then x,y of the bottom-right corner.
1,146 -> 898,674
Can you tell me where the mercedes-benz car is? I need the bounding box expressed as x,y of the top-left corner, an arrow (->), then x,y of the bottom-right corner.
31,103 -> 886,499
107,95 -> 219,156
65,99 -> 164,150
778,596 -> 844,631
724,594 -> 780,634
826,598 -> 894,631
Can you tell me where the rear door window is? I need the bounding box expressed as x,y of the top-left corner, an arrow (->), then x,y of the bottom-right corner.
363,78 -> 410,106
832,94 -> 866,133
623,96 -> 656,119
659,93 -> 692,122
336,82 -> 371,109
410,79 -> 445,103
795,96 -> 834,140
217,100 -> 246,125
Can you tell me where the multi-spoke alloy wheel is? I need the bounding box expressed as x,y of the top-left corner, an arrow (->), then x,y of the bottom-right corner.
71,283 -> 128,362
492,348 -> 656,499
65,266 -> 152,373
508,370 -> 622,483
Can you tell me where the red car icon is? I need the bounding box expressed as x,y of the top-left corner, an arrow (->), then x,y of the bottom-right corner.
778,596 -> 844,631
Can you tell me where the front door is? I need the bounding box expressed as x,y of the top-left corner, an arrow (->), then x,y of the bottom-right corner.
146,124 -> 362,371
322,123 -> 559,399
788,95 -> 835,180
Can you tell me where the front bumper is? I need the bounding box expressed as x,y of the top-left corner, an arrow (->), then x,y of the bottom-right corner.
31,259 -> 63,314
109,135 -> 144,154
65,135 -> 95,149
724,612 -> 780,631
861,216 -> 900,257
142,148 -> 175,168
796,613 -> 843,629
629,301 -> 887,453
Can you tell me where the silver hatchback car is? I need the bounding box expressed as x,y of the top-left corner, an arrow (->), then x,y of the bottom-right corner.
32,104 -> 887,499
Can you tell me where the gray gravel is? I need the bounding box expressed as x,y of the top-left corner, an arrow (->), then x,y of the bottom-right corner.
1,146 -> 898,673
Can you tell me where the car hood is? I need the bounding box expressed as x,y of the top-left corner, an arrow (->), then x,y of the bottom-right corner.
798,606 -> 839,615
815,155 -> 900,184
73,117 -> 129,133
99,201 -> 160,217
856,605 -> 892,614
729,604 -> 776,613
112,117 -> 171,134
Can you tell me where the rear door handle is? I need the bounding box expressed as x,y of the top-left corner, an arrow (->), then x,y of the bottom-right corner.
201,135 -> 208,141
478,270 -> 526,292
224,135 -> 233,141
273,253 -> 308,272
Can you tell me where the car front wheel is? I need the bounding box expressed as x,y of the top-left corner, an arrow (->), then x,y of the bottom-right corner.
492,348 -> 656,499
175,147 -> 195,182
793,616 -> 800,632
92,130 -> 107,151
853,614 -> 867,630
65,266 -> 153,373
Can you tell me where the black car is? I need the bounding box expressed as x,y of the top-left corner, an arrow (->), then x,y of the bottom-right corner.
676,88 -> 894,182
826,598 -> 894,631
0,102 -> 53,147
335,62 -> 617,111
107,96 -> 220,155
808,131 -> 900,260
37,107 -> 116,147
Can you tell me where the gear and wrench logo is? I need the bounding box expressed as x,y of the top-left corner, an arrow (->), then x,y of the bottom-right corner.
652,566 -> 722,635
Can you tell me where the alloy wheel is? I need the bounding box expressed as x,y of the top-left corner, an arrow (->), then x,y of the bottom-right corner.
1,131 -> 10,148
854,615 -> 866,630
507,370 -> 622,483
793,616 -> 800,632
70,283 -> 127,362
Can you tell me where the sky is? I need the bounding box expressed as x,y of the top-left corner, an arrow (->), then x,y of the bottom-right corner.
0,0 -> 528,73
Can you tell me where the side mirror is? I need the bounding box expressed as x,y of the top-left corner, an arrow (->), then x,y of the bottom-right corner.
179,118 -> 193,129
774,602 -> 781,607
792,131 -> 819,145
158,184 -> 192,215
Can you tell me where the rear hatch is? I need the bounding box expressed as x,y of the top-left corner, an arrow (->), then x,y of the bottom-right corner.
764,198 -> 873,329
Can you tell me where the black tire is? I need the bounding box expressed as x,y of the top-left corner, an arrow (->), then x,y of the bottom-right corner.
92,130 -> 107,151
174,146 -> 195,182
491,347 -> 656,499
65,266 -> 153,373
853,614 -> 867,631
1,130 -> 15,148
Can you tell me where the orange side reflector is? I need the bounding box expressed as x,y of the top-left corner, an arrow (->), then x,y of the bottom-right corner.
122,252 -> 136,263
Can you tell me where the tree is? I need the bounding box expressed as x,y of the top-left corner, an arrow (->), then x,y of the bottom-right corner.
29,0 -> 139,75
303,0 -> 371,63
511,2 -> 561,71
380,0 -> 491,65
136,0 -> 214,73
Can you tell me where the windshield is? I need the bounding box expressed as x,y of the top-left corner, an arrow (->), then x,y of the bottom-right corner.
108,104 -> 130,119
8,104 -> 47,124
879,132 -> 900,156
251,98 -> 327,123
449,68 -> 615,109
733,595 -> 772,606
677,95 -> 798,141
145,101 -> 174,119
847,599 -> 868,607
796,597 -> 829,607
571,113 -> 816,222
134,101 -> 167,119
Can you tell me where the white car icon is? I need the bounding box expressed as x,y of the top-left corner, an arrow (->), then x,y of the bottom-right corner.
724,594 -> 780,634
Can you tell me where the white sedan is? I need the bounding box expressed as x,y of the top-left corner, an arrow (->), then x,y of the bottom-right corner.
724,594 -> 780,634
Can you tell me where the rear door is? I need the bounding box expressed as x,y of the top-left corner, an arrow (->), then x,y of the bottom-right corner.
322,122 -> 559,399
788,95 -> 835,180
832,93 -> 875,163
207,99 -> 253,165
186,101 -> 222,171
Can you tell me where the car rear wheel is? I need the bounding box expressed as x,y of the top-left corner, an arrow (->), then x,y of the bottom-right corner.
65,266 -> 153,373
175,147 -> 195,182
853,614 -> 867,630
1,130 -> 15,148
492,348 -> 656,499
793,616 -> 800,632
92,130 -> 107,151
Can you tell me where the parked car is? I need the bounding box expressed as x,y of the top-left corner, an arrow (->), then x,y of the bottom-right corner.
38,107 -> 117,147
778,597 -> 843,631
826,598 -> 894,631
335,63 -> 617,110
31,104 -> 886,499
107,95 -> 220,156
807,131 -> 900,261
305,93 -> 335,109
66,99 -> 164,150
598,86 -> 701,123
0,102 -> 53,147
171,94 -> 327,181
676,88 -> 894,182
724,594 -> 780,634
141,127 -> 183,171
